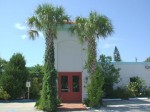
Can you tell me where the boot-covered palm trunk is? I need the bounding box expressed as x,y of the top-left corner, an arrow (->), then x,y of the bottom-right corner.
87,36 -> 97,74
40,31 -> 57,112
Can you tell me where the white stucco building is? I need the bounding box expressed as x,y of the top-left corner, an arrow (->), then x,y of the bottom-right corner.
114,62 -> 150,87
54,26 -> 150,103
54,28 -> 88,102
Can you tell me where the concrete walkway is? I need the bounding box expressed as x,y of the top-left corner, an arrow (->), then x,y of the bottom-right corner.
0,102 -> 38,112
0,99 -> 150,112
89,98 -> 150,112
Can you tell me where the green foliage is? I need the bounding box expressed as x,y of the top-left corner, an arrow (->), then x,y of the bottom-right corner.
70,11 -> 113,107
1,53 -> 28,99
127,76 -> 146,97
28,64 -> 44,99
0,86 -> 10,100
113,46 -> 122,61
143,88 -> 150,97
112,76 -> 148,99
29,77 -> 41,99
27,3 -> 69,111
86,66 -> 104,107
71,11 -> 113,74
112,86 -> 133,99
83,98 -> 90,107
27,3 -> 69,40
0,58 -> 7,75
145,57 -> 150,62
98,54 -> 120,98
38,69 -> 57,111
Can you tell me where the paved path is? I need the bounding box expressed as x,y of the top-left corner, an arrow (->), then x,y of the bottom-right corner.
0,102 -> 41,112
89,99 -> 150,112
0,99 -> 150,112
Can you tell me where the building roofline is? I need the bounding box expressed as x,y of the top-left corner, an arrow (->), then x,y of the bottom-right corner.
111,62 -> 150,65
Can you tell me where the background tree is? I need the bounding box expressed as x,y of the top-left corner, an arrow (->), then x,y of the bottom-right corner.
145,57 -> 150,62
0,58 -> 9,100
0,58 -> 7,76
114,46 -> 121,61
27,3 -> 69,111
1,53 -> 28,99
71,11 -> 113,107
27,64 -> 44,99
98,54 -> 120,98
0,58 -> 7,85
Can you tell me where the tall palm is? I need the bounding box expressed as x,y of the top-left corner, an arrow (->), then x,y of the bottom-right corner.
27,4 -> 69,111
71,11 -> 113,74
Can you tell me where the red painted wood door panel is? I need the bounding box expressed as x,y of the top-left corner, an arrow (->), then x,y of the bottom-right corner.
58,72 -> 82,102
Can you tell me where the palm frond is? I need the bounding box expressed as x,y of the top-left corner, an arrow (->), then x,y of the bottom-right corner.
27,3 -> 70,40
27,16 -> 36,28
28,30 -> 39,40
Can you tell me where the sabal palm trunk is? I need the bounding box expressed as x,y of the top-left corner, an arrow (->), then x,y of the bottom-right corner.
40,31 -> 57,111
87,37 -> 97,74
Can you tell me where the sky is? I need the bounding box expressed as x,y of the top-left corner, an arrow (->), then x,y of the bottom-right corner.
0,0 -> 150,67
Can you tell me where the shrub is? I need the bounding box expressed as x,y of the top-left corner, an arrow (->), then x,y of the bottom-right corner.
83,98 -> 90,107
113,86 -> 134,99
1,53 -> 28,99
86,66 -> 104,107
128,76 -> 146,97
27,64 -> 44,99
98,54 -> 120,98
112,76 -> 148,99
0,86 -> 10,100
29,77 -> 41,99
143,88 -> 150,97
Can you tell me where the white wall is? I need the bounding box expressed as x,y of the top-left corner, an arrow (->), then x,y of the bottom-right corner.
54,30 -> 88,101
114,62 -> 150,87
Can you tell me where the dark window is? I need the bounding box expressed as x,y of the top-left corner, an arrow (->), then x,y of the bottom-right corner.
61,76 -> 68,92
73,76 -> 79,92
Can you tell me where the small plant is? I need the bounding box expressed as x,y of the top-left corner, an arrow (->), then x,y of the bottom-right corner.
112,86 -> 134,99
143,87 -> 150,97
57,98 -> 61,106
0,86 -> 10,100
128,76 -> 146,97
83,98 -> 90,107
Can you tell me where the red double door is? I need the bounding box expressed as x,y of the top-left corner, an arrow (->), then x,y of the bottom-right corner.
58,72 -> 82,102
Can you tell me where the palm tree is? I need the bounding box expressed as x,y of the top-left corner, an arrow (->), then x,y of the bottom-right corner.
71,11 -> 113,74
27,4 -> 69,111
71,11 -> 113,107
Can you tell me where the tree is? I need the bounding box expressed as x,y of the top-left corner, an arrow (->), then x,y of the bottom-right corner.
0,58 -> 7,76
71,11 -> 113,74
27,4 -> 69,111
86,66 -> 104,107
98,54 -> 120,98
27,64 -> 44,99
1,53 -> 28,99
145,57 -> 150,62
114,46 -> 121,61
71,11 -> 113,107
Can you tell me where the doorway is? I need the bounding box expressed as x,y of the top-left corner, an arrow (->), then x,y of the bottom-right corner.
58,72 -> 82,102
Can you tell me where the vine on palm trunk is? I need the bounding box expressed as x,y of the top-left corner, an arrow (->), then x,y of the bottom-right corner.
71,11 -> 113,107
27,4 -> 69,111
